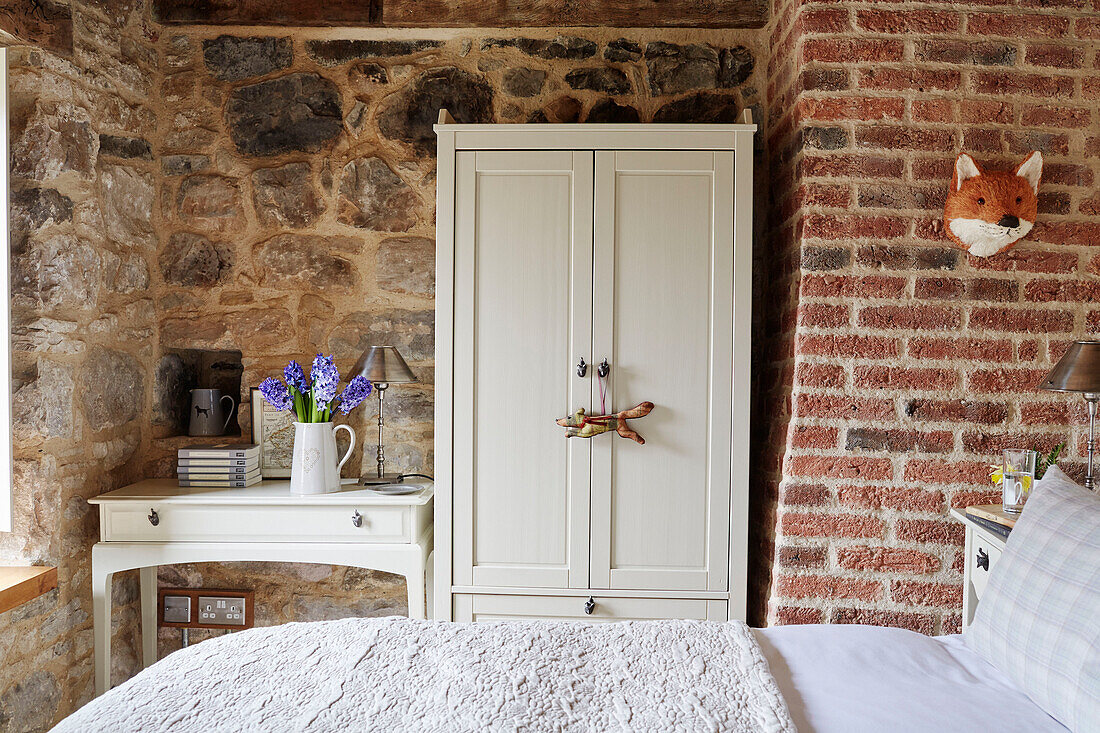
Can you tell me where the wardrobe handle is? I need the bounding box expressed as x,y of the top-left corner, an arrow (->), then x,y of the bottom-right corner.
577,358 -> 587,377
584,597 -> 595,615
351,510 -> 363,528
148,509 -> 159,527
598,359 -> 610,378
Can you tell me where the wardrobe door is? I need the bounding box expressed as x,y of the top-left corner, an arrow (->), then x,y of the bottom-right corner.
590,150 -> 734,592
452,150 -> 594,589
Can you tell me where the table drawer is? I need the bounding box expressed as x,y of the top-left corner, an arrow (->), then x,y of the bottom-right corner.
453,593 -> 727,622
971,536 -> 1003,600
101,503 -> 414,543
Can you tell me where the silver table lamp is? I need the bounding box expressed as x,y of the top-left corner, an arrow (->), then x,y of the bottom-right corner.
1039,340 -> 1100,490
353,346 -> 417,485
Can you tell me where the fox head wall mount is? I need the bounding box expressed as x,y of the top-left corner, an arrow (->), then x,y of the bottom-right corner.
944,151 -> 1042,258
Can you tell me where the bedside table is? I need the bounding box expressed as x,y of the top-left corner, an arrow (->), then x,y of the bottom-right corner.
89,479 -> 433,696
950,507 -> 1010,631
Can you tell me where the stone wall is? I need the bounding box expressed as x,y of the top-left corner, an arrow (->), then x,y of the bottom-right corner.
0,1 -> 159,729
762,0 -> 1100,634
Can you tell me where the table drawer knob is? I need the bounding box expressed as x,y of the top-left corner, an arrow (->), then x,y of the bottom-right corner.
351,510 -> 363,528
976,548 -> 989,571
584,597 -> 595,615
148,509 -> 159,527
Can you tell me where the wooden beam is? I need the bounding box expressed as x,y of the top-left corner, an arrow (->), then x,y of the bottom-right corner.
382,0 -> 767,29
0,566 -> 57,615
153,0 -> 382,26
0,0 -> 72,57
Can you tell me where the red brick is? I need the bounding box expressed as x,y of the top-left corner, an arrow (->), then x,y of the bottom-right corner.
858,68 -> 960,93
837,546 -> 940,574
777,573 -> 883,602
799,96 -> 906,122
972,71 -> 1074,99
1022,104 -> 1092,128
853,366 -> 957,391
795,362 -> 845,388
968,13 -> 1070,39
943,615 -> 962,635
968,278 -> 1019,302
782,511 -> 886,539
911,99 -> 954,124
798,303 -> 850,328
856,9 -> 960,34
1006,130 -> 1070,157
961,430 -> 1067,455
896,517 -> 965,546
845,427 -> 953,453
859,305 -> 961,330
855,126 -> 956,151
799,8 -> 850,34
781,482 -> 830,506
1080,18 -> 1100,38
787,455 -> 894,481
801,273 -> 907,299
959,100 -> 1014,124
1020,400 -> 1086,424
904,399 -> 1008,424
1019,339 -> 1039,361
1084,78 -> 1100,101
963,127 -> 1003,153
950,489 -> 1003,509
1025,43 -> 1083,69
800,183 -> 852,209
891,580 -> 963,608
1024,280 -> 1100,303
801,38 -> 905,64
838,485 -> 944,513
775,606 -> 823,625
911,158 -> 954,182
797,334 -> 899,359
1041,164 -> 1094,188
914,277 -> 963,300
969,307 -> 1074,332
801,154 -> 905,179
791,425 -> 839,450
969,368 -> 1054,393
908,337 -> 1011,361
903,460 -> 991,486
832,607 -> 935,634
777,544 -> 827,569
968,250 -> 1078,274
803,213 -> 908,240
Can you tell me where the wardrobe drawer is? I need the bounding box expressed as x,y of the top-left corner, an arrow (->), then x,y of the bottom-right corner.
100,503 -> 415,543
453,593 -> 727,622
971,537 -> 1003,600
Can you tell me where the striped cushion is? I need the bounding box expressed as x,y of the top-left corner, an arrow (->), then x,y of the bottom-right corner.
965,465 -> 1100,732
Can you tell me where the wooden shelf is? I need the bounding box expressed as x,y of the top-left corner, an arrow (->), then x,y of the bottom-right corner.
0,566 -> 57,615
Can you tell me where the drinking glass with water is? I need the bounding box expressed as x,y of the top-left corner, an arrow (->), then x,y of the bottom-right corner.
1002,449 -> 1037,514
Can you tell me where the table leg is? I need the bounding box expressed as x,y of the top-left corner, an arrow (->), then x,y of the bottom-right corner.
139,567 -> 158,668
92,560 -> 113,696
405,550 -> 427,620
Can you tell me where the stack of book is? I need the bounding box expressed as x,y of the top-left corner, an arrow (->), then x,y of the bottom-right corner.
178,444 -> 262,488
964,504 -> 1016,540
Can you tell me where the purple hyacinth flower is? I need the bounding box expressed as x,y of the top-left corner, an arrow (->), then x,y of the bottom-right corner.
258,377 -> 293,412
337,376 -> 373,414
284,360 -> 309,395
310,353 -> 340,406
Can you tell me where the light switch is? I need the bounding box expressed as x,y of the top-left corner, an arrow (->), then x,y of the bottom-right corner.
163,595 -> 191,623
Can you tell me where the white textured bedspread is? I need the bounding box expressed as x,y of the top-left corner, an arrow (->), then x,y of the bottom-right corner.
56,617 -> 794,732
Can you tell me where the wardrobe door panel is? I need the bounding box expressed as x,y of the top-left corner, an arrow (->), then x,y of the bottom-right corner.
453,150 -> 593,589
590,150 -> 733,592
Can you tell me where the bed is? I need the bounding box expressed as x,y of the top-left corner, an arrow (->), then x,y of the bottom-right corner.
53,467 -> 1097,732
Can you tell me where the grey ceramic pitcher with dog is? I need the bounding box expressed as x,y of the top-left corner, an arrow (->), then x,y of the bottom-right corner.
189,389 -> 235,436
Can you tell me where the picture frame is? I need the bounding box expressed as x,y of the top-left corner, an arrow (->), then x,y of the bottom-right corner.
250,387 -> 295,478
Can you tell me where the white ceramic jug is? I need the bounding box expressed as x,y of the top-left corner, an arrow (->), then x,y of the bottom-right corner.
290,422 -> 356,495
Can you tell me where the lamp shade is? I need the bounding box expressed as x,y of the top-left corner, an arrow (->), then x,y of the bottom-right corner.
1040,341 -> 1100,393
353,346 -> 417,385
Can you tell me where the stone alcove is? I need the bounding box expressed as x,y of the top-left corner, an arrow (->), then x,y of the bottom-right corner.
153,349 -> 244,438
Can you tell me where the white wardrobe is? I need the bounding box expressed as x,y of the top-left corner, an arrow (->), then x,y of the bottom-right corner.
433,112 -> 754,623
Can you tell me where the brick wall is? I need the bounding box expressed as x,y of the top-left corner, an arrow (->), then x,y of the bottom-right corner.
761,0 -> 1100,633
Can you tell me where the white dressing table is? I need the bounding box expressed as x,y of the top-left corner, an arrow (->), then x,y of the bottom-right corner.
89,478 -> 433,695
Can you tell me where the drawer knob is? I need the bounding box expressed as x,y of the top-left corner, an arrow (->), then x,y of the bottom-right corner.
584,597 -> 595,615
976,548 -> 989,571
351,510 -> 363,528
148,509 -> 159,527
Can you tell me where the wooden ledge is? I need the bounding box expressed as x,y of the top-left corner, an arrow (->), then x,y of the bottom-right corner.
0,566 -> 57,615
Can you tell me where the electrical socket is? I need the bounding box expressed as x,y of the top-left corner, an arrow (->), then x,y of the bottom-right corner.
198,595 -> 247,626
163,595 -> 191,624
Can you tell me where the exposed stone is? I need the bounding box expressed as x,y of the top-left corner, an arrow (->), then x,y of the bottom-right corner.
161,232 -> 233,287
348,61 -> 388,89
10,101 -> 97,181
161,154 -> 210,175
336,157 -> 420,232
225,308 -> 294,350
565,67 -> 632,94
227,73 -> 342,157
107,253 -> 150,293
378,67 -> 494,152
176,174 -> 245,233
535,96 -> 583,123
98,134 -> 152,160
290,595 -> 405,622
10,187 -> 73,247
0,670 -> 59,733
153,353 -> 195,428
653,92 -> 740,123
13,233 -> 101,311
251,162 -> 325,229
253,233 -> 361,290
646,42 -> 753,96
305,39 -> 442,65
12,360 -> 74,441
11,317 -> 81,355
164,107 -> 219,151
80,346 -> 144,429
605,38 -> 642,62
329,309 -> 434,361
93,427 -> 141,470
481,36 -> 597,60
98,163 -> 156,249
502,67 -> 546,98
202,35 -> 292,81
377,236 -> 435,296
165,34 -> 193,68
586,99 -> 641,123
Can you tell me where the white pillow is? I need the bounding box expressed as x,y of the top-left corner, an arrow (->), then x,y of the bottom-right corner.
965,465 -> 1100,731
